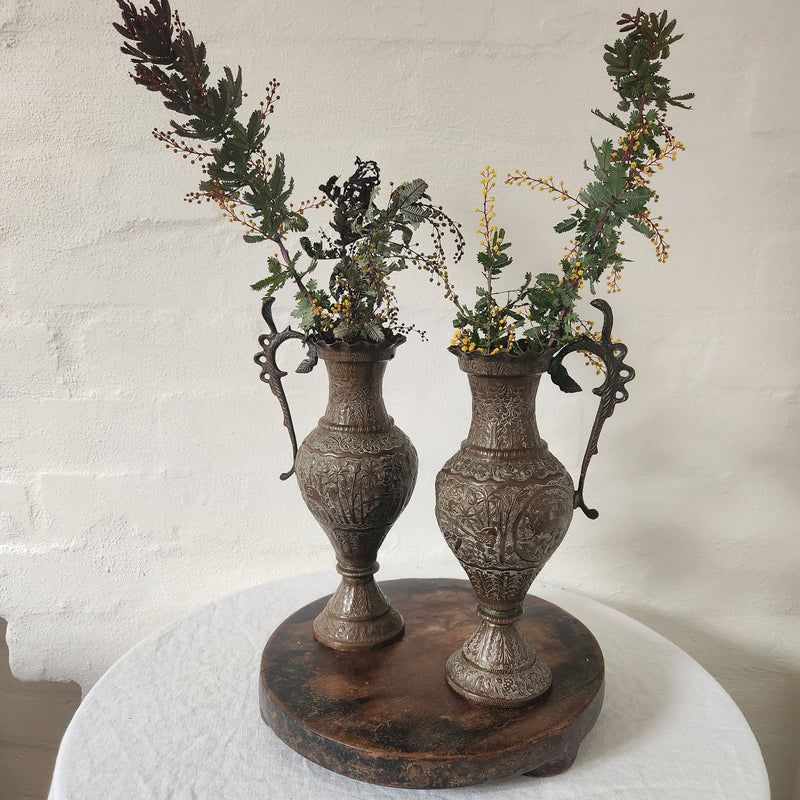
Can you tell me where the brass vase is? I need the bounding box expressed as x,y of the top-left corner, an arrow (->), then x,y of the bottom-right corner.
435,299 -> 634,706
255,299 -> 416,650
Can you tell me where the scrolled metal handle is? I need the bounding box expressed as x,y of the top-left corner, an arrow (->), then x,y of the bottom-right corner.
548,299 -> 635,518
253,297 -> 318,480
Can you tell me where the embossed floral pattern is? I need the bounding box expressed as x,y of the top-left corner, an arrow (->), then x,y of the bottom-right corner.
435,352 -> 575,706
294,341 -> 415,650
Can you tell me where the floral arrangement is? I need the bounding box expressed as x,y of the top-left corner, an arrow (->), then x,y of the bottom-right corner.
449,9 -> 693,357
115,3 -> 691,358
114,0 -> 463,344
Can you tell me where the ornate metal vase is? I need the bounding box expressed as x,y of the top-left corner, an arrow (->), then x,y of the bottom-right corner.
295,339 -> 416,649
255,300 -> 416,651
435,299 -> 634,706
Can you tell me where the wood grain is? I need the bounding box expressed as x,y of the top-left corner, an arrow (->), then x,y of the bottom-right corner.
260,578 -> 604,789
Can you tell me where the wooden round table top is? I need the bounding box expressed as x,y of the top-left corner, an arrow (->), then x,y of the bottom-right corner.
259,577 -> 604,789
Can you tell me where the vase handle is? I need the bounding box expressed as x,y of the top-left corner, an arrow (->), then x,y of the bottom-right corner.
548,299 -> 635,519
253,297 -> 318,480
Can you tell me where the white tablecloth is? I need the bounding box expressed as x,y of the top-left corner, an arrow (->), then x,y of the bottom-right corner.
49,563 -> 770,799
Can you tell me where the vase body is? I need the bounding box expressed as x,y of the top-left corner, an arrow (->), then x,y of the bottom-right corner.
435,351 -> 575,706
294,339 -> 417,650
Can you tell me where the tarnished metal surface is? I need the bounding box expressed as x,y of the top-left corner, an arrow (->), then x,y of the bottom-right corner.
436,300 -> 634,705
548,298 -> 635,518
253,297 -> 317,480
436,355 -> 574,706
256,313 -> 416,649
296,339 -> 416,649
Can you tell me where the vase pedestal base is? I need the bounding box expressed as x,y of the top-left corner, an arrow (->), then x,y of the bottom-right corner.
312,565 -> 405,651
445,606 -> 553,707
445,647 -> 552,708
259,577 -> 604,789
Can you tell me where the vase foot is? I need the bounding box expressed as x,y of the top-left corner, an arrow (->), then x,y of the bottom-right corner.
446,648 -> 551,707
313,565 -> 404,651
445,614 -> 552,707
314,605 -> 404,651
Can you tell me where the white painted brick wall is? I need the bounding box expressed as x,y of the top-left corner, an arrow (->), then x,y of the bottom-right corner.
1,1 -> 799,797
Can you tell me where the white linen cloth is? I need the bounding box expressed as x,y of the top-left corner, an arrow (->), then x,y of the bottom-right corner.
49,563 -> 769,799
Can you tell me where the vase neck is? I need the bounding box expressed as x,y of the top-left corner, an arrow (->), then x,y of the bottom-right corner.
322,359 -> 391,431
465,373 -> 542,455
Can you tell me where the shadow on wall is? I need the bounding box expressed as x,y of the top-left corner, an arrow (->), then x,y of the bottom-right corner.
0,618 -> 81,800
586,600 -> 800,800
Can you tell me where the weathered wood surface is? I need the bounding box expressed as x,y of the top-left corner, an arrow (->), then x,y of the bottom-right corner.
260,578 -> 604,789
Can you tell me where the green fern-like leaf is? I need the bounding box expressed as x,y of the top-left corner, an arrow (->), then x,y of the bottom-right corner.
554,217 -> 579,234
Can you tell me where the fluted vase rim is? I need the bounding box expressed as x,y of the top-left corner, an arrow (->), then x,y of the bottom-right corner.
447,345 -> 558,377
315,334 -> 407,363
